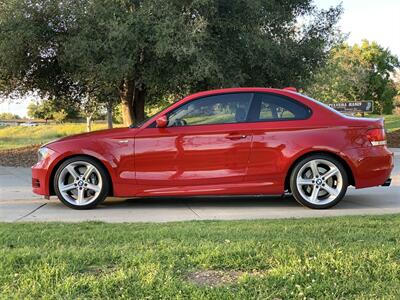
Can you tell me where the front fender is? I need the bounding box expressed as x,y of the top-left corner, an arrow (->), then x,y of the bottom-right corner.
43,136 -> 135,196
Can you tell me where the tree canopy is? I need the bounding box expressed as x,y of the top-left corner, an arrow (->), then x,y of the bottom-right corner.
0,112 -> 20,120
0,0 -> 343,125
306,40 -> 400,114
27,98 -> 80,120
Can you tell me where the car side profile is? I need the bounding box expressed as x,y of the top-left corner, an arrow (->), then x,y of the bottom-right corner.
32,87 -> 393,209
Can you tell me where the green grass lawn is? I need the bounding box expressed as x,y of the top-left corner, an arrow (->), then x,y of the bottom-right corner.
1,215 -> 400,299
368,114 -> 400,132
0,123 -> 112,150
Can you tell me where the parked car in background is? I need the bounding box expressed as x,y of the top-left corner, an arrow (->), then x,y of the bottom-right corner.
32,87 -> 393,209
20,122 -> 38,127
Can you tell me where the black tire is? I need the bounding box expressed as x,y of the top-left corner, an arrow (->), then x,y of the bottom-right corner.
54,156 -> 110,210
289,154 -> 348,209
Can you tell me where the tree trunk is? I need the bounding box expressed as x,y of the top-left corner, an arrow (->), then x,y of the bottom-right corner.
120,80 -> 135,127
106,105 -> 113,129
119,79 -> 146,126
132,85 -> 146,122
86,116 -> 92,132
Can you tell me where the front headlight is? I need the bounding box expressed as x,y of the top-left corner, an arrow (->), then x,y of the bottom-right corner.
37,147 -> 55,162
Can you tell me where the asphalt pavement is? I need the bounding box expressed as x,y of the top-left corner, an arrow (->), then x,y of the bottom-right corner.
1,149 -> 400,223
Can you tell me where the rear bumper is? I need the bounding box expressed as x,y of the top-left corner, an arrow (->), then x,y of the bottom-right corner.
381,178 -> 392,187
345,146 -> 394,189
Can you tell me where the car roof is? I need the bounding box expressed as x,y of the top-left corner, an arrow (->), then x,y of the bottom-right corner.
184,87 -> 286,100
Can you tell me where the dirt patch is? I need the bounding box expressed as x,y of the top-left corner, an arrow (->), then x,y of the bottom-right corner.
0,145 -> 39,167
388,131 -> 400,148
81,265 -> 117,276
187,270 -> 264,287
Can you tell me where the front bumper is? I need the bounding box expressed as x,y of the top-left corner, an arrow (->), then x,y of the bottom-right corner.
32,164 -> 50,196
31,149 -> 60,196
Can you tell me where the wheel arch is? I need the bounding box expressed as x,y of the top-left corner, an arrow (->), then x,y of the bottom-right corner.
284,150 -> 356,191
49,154 -> 114,196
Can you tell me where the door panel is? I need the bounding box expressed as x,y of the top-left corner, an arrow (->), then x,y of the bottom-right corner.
134,124 -> 252,186
245,92 -> 313,192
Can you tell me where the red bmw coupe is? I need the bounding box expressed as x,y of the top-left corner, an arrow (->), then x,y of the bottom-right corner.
32,88 -> 393,209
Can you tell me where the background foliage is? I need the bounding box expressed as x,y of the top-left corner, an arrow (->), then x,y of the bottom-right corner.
0,0 -> 343,125
305,40 -> 399,114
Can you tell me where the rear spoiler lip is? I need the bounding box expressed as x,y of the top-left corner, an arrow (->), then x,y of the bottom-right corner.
366,117 -> 385,129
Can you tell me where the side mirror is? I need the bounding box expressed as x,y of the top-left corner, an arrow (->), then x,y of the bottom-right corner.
156,115 -> 168,128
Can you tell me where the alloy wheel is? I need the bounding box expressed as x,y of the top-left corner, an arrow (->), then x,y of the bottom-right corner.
57,161 -> 103,206
295,159 -> 343,205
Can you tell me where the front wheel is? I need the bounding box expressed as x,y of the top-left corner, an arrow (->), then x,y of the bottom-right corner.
54,157 -> 110,209
290,154 -> 348,209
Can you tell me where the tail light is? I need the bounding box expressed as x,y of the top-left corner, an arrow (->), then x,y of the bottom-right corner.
366,128 -> 387,146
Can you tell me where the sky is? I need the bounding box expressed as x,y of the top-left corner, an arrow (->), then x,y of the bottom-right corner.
1,0 -> 400,118
315,0 -> 400,58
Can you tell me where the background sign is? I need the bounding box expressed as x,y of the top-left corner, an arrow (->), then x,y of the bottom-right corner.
328,101 -> 373,113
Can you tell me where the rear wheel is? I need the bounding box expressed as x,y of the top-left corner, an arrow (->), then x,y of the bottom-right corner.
54,156 -> 109,209
290,154 -> 348,209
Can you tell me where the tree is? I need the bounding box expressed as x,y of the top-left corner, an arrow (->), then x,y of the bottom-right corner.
112,104 -> 124,125
0,0 -> 85,100
27,99 -> 79,120
52,109 -> 68,123
80,95 -> 104,132
394,72 -> 400,114
1,0 -> 343,126
306,40 -> 399,114
0,112 -> 20,120
87,83 -> 120,129
27,102 -> 54,120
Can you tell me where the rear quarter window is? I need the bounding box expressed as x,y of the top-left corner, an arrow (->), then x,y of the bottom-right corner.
249,93 -> 311,122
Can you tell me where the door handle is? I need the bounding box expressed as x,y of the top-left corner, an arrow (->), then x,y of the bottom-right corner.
226,134 -> 247,140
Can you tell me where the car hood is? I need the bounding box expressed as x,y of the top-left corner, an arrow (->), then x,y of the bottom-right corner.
42,127 -> 135,148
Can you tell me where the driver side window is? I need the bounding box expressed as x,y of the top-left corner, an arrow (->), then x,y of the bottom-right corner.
167,93 -> 253,127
